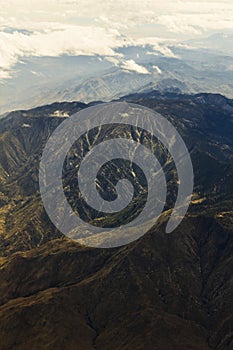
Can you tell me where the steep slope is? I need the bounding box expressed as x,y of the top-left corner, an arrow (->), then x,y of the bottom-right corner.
0,93 -> 232,349
0,215 -> 232,350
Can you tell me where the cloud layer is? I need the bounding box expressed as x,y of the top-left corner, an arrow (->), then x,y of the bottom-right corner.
0,0 -> 233,80
0,25 -> 125,77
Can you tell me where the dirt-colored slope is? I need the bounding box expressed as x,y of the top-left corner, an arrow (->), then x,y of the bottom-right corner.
0,93 -> 233,349
0,215 -> 232,349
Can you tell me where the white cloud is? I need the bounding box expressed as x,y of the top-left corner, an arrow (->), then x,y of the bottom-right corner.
0,24 -> 178,80
121,60 -> 149,74
146,48 -> 177,59
105,56 -> 120,66
153,66 -> 162,74
158,11 -> 233,34
0,25 -> 124,74
0,70 -> 11,79
134,37 -> 178,58
31,70 -> 44,77
0,0 -> 233,81
1,0 -> 233,33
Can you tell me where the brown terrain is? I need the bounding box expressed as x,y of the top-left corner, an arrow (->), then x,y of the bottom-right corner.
0,92 -> 232,349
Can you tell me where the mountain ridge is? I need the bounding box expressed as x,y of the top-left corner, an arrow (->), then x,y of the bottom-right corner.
0,91 -> 232,349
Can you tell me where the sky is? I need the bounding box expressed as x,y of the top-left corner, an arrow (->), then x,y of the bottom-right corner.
0,0 -> 233,80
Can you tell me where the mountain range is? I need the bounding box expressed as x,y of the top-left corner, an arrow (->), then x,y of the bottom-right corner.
0,91 -> 233,349
1,33 -> 233,114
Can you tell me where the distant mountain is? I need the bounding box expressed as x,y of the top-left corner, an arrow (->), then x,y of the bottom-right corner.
187,33 -> 233,55
0,92 -> 233,349
137,78 -> 189,94
1,38 -> 233,114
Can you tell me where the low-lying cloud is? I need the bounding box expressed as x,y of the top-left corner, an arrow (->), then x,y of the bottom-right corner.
121,60 -> 149,74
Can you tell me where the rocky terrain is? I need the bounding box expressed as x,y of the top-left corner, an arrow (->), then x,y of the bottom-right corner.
0,92 -> 232,349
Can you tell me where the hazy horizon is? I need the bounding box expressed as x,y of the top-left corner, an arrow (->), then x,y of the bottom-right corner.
0,0 -> 233,114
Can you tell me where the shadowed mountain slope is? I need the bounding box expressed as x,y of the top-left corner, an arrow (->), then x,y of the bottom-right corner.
0,92 -> 232,349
